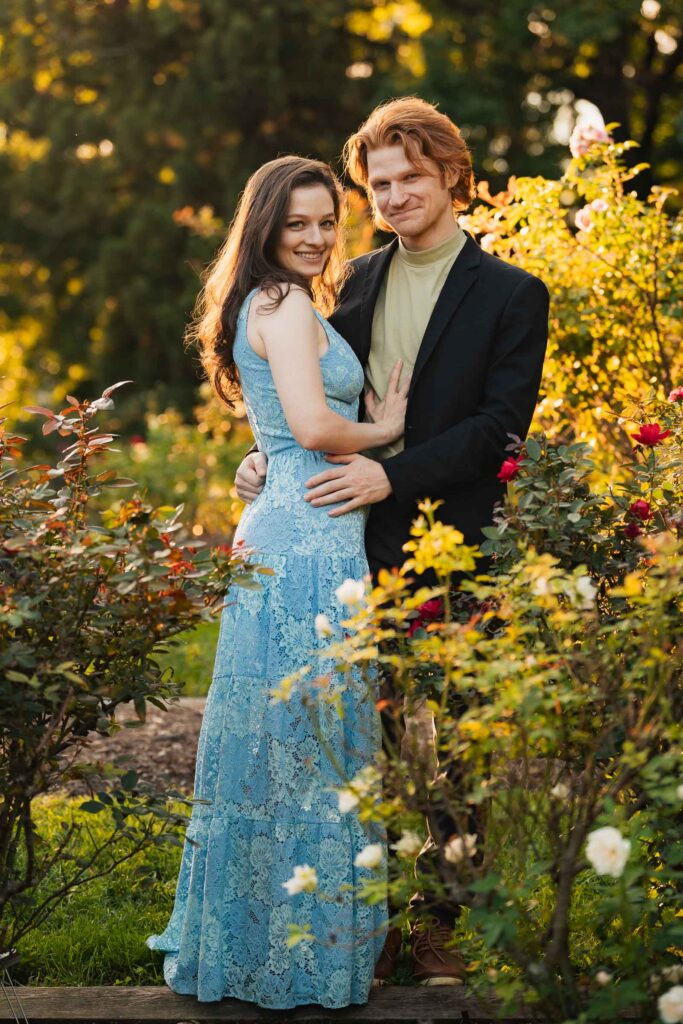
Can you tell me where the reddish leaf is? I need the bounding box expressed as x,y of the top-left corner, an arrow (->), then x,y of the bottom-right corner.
102,380 -> 134,399
24,406 -> 57,419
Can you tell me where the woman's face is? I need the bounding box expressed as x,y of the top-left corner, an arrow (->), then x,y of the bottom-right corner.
274,184 -> 337,280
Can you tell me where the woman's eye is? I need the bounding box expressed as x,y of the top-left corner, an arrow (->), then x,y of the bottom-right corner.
286,221 -> 304,229
321,220 -> 335,228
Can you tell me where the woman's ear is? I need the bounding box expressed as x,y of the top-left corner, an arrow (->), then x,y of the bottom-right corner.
444,169 -> 460,191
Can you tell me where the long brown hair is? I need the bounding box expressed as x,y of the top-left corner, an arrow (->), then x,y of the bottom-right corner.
189,156 -> 348,408
343,97 -> 475,231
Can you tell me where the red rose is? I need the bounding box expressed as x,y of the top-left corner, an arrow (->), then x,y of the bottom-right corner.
497,455 -> 523,482
629,499 -> 653,521
418,598 -> 444,620
408,597 -> 444,636
630,422 -> 672,446
130,434 -> 145,445
667,386 -> 683,403
624,521 -> 642,539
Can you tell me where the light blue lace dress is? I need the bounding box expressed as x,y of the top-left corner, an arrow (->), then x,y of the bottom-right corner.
146,287 -> 388,1008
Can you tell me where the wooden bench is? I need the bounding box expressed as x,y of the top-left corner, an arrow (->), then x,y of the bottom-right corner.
0,984 -> 541,1023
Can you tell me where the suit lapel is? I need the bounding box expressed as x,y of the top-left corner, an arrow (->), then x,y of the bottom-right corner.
408,233 -> 481,403
357,238 -> 397,366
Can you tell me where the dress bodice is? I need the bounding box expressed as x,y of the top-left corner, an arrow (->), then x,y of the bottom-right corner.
233,287 -> 365,458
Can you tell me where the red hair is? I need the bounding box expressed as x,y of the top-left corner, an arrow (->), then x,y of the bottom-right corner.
343,96 -> 475,225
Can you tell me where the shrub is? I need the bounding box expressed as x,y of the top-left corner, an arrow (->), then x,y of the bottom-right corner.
285,398 -> 682,1022
0,383 -> 261,952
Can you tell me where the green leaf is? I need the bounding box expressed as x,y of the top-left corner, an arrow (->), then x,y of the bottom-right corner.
525,438 -> 542,461
78,800 -> 106,814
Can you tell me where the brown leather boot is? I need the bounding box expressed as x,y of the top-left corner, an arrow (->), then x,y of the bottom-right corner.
410,918 -> 467,986
372,926 -> 403,986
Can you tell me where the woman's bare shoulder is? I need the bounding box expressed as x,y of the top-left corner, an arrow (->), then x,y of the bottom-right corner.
251,282 -> 312,318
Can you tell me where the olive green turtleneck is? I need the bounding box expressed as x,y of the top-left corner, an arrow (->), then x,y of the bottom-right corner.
364,225 -> 467,460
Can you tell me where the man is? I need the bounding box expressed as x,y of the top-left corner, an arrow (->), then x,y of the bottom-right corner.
235,96 -> 549,983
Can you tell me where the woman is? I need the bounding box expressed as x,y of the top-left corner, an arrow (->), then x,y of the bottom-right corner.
146,156 -> 409,1009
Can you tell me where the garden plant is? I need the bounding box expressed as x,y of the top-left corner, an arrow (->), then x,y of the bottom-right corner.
0,383 -> 260,954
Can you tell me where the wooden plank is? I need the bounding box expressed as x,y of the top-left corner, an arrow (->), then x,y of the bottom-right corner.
0,984 -> 538,1023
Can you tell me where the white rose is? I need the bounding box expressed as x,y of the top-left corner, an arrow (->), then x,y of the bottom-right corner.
551,782 -> 570,800
533,576 -> 551,597
595,970 -> 612,985
663,966 -> 683,984
337,788 -> 359,814
335,578 -> 365,606
350,765 -> 381,796
585,826 -> 631,878
676,783 -> 683,801
314,613 -> 333,638
575,574 -> 597,608
590,198 -> 609,213
354,843 -> 383,869
282,864 -> 318,895
390,830 -> 423,858
444,833 -> 477,864
659,985 -> 683,1024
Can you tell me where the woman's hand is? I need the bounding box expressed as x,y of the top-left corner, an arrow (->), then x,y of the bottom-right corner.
365,359 -> 411,445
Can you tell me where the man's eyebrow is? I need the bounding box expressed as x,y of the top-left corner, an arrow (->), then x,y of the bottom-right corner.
368,168 -> 420,186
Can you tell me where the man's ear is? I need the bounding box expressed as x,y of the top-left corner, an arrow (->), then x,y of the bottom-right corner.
444,169 -> 460,191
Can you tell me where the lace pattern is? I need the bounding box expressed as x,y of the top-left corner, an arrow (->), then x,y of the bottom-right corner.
146,289 -> 388,1008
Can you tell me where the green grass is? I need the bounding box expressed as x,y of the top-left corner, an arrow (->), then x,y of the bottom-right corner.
12,791 -> 607,990
156,619 -> 220,697
14,795 -> 184,987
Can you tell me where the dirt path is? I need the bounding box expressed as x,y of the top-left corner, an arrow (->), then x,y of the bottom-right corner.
57,698 -> 207,796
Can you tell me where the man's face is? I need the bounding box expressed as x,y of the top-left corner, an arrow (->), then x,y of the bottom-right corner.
365,143 -> 455,246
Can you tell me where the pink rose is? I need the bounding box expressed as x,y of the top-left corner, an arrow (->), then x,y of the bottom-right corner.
667,386 -> 683,403
575,207 -> 593,232
590,198 -> 609,213
569,122 -> 610,158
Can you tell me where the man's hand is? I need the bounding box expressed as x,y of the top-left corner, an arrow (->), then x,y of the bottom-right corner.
235,451 -> 268,503
304,454 -> 392,517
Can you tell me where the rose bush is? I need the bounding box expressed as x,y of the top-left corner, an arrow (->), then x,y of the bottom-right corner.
0,384 -> 262,953
462,125 -> 683,473
280,395 -> 682,1022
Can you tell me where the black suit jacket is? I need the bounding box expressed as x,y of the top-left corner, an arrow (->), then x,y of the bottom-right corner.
328,233 -> 550,578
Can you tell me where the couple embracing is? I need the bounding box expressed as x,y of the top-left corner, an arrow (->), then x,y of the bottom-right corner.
146,96 -> 549,1009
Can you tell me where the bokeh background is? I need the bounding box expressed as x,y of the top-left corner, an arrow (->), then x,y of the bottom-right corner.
1,0 -> 682,539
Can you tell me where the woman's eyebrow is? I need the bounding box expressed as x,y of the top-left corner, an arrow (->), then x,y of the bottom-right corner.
285,211 -> 336,219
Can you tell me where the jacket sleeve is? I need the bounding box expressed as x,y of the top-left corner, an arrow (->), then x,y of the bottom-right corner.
381,274 -> 550,503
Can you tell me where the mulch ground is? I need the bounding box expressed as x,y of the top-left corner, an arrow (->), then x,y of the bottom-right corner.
56,698 -> 207,797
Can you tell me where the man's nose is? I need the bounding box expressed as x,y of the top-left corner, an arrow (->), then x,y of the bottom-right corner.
388,184 -> 407,207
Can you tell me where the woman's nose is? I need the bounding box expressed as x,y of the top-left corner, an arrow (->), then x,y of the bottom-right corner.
304,225 -> 324,246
